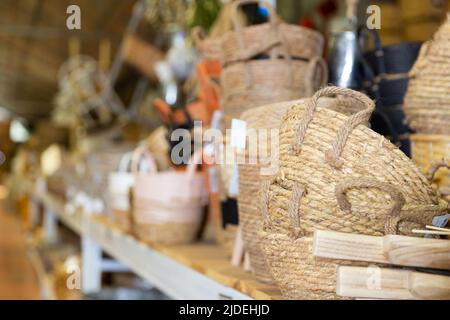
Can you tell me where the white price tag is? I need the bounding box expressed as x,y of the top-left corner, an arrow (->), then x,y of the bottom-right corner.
228,165 -> 239,197
230,119 -> 247,150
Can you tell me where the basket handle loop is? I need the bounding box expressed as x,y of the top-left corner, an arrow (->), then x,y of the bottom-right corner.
231,0 -> 279,60
291,87 -> 375,169
130,146 -> 158,175
426,161 -> 450,182
335,178 -> 405,235
409,41 -> 432,78
287,183 -> 306,239
305,56 -> 328,96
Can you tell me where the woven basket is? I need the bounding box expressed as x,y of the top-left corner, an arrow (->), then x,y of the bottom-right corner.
260,87 -> 448,299
411,133 -> 450,199
221,0 -> 324,64
221,57 -> 327,124
131,148 -> 207,245
404,17 -> 450,135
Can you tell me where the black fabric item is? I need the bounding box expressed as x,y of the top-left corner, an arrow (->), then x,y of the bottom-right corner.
377,78 -> 409,107
358,29 -> 420,157
221,198 -> 239,228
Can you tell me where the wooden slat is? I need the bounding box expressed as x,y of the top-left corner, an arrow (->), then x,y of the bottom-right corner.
337,266 -> 450,300
313,230 -> 450,270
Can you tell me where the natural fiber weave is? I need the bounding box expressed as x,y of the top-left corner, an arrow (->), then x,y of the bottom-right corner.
260,87 -> 448,299
133,223 -> 200,245
112,209 -> 132,233
238,97 -> 369,283
404,15 -> 450,134
411,133 -> 450,200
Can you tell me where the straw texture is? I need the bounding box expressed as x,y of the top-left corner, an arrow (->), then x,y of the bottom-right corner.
411,133 -> 450,200
260,87 -> 448,299
237,96 -> 368,283
404,14 -> 450,134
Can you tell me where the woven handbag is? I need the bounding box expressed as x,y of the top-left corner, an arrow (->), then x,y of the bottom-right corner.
404,15 -> 450,135
221,0 -> 324,65
260,87 -> 448,299
108,152 -> 136,232
238,96 -> 371,283
131,147 -> 208,245
411,134 -> 450,200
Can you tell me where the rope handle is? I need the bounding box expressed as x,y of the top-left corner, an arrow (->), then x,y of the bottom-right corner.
335,178 -> 406,235
426,161 -> 450,182
409,41 -> 432,78
290,86 -> 375,169
305,56 -> 328,97
230,0 -> 280,60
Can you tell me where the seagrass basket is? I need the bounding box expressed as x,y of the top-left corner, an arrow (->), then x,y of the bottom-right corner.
238,97 -> 370,283
260,87 -> 448,299
220,0 -> 324,64
404,15 -> 450,134
131,148 -> 207,245
411,133 -> 450,199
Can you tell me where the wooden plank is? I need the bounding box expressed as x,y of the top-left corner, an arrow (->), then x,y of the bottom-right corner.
337,266 -> 450,300
313,230 -> 450,270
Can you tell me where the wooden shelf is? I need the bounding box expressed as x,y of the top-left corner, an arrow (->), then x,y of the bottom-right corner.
24,179 -> 281,300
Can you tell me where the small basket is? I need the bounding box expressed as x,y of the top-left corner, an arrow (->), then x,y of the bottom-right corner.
220,0 -> 324,64
131,148 -> 208,245
260,87 -> 448,299
411,133 -> 450,199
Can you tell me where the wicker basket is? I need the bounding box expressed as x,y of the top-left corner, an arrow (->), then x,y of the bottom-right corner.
411,133 -> 450,199
131,148 -> 207,245
221,57 -> 327,124
221,0 -> 324,64
404,16 -> 450,135
260,87 -> 448,299
238,96 -> 370,283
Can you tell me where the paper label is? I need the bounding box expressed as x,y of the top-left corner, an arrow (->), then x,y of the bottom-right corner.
228,165 -> 239,197
230,119 -> 247,150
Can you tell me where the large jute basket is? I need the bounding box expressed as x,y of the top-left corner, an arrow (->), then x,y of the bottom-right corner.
404,15 -> 450,134
131,148 -> 208,245
238,97 -> 369,283
221,0 -> 324,65
260,87 -> 448,299
411,133 -> 450,200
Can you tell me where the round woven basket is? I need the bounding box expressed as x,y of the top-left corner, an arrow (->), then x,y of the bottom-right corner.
260,87 -> 448,299
411,133 -> 450,200
404,16 -> 450,135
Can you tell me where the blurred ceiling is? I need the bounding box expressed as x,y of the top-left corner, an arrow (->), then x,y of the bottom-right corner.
0,0 -> 138,120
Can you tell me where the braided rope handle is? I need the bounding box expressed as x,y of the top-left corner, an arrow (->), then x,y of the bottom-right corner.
335,178 -> 405,235
261,179 -> 306,238
290,86 -> 375,168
